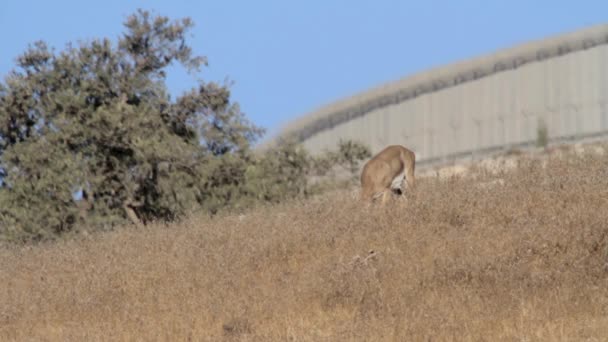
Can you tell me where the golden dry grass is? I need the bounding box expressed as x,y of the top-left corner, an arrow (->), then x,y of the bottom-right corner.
2,146 -> 608,341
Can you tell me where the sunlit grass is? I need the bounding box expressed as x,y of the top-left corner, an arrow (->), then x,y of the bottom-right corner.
2,144 -> 608,341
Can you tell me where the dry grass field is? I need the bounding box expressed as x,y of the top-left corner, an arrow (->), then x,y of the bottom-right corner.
2,144 -> 608,341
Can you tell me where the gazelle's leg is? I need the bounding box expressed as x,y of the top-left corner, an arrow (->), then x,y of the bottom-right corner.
371,191 -> 383,203
381,190 -> 390,205
406,163 -> 416,190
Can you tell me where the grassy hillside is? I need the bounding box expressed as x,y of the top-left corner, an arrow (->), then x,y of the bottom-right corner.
1,144 -> 608,341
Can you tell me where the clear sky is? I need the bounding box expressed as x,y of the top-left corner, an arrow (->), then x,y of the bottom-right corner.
1,1 -> 607,141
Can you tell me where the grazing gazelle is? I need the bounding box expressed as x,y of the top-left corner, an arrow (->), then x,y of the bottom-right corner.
360,145 -> 416,204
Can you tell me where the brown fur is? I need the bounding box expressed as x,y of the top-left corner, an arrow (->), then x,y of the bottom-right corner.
360,145 -> 416,204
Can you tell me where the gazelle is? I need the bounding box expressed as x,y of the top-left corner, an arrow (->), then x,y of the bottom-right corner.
360,145 -> 416,204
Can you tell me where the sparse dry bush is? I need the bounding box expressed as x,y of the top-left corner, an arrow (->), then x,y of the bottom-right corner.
1,147 -> 608,341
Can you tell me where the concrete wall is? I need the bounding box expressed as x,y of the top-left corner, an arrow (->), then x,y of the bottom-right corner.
264,24 -> 608,166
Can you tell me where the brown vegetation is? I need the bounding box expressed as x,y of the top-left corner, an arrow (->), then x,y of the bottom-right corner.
2,147 -> 608,341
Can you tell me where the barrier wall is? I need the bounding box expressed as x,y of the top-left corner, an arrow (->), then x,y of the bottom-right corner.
264,24 -> 608,165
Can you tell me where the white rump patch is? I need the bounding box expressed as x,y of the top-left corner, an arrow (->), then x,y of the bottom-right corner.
390,169 -> 406,190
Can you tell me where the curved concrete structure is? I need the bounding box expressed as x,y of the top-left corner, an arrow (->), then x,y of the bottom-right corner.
263,23 -> 608,166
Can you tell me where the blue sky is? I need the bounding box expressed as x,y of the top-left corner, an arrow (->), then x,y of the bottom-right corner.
1,1 -> 607,141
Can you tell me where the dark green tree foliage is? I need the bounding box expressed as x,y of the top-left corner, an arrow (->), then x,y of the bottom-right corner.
245,139 -> 312,203
306,139 -> 372,193
0,9 -> 370,242
242,138 -> 371,206
330,139 -> 372,176
0,10 -> 262,241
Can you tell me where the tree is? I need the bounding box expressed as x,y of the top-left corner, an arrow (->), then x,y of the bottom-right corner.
0,9 -> 372,243
242,138 -> 371,205
0,9 -> 263,241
